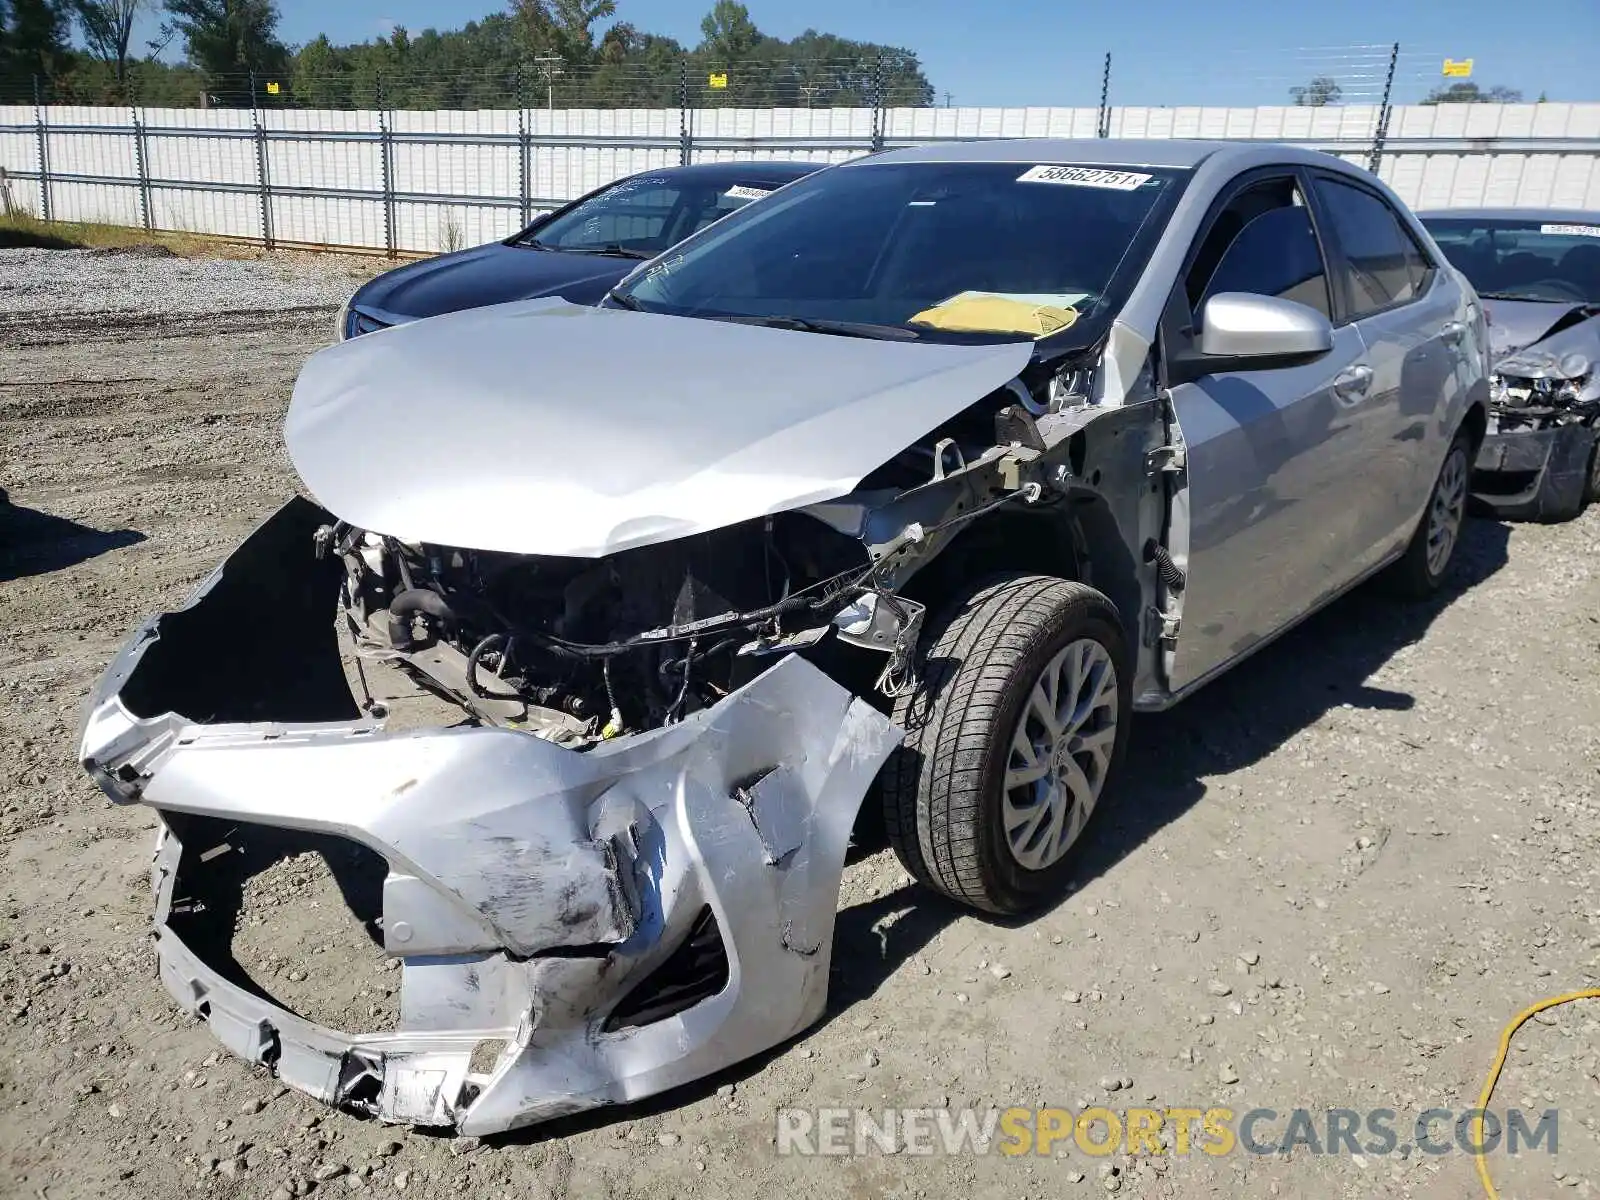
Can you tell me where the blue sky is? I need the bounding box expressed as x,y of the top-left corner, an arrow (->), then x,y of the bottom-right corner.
136,0 -> 1598,107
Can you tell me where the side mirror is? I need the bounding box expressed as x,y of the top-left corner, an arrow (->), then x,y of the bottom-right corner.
1167,292 -> 1335,386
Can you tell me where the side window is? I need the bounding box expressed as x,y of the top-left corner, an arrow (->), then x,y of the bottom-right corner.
1184,179 -> 1332,320
1310,178 -> 1435,318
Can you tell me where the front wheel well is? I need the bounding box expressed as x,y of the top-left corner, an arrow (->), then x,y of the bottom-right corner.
898,507 -> 1080,610
897,496 -> 1143,654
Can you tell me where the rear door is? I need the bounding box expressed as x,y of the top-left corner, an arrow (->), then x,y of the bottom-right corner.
1305,172 -> 1467,560
1165,170 -> 1372,692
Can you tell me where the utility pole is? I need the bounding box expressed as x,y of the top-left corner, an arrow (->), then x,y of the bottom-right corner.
678,57 -> 691,166
533,55 -> 563,110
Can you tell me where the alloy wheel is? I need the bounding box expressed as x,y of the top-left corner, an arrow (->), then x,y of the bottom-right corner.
1002,638 -> 1119,871
1426,445 -> 1468,577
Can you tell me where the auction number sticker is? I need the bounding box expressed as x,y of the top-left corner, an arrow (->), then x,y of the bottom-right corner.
1017,165 -> 1153,190
1541,223 -> 1600,238
725,185 -> 774,201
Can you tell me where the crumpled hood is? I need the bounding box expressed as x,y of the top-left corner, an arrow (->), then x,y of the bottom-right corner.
1485,298 -> 1597,364
350,244 -> 633,324
286,300 -> 1032,557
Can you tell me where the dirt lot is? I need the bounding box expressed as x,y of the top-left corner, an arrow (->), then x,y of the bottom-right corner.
2,247 -> 1598,1200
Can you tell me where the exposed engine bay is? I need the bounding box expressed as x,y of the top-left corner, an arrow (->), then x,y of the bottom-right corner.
1489,345 -> 1600,437
325,362 -> 1133,747
332,509 -> 912,744
1473,306 -> 1600,521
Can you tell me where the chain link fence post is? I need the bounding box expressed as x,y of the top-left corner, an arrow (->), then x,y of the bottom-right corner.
1367,42 -> 1400,175
678,57 -> 692,166
1097,53 -> 1113,137
377,73 -> 396,258
248,71 -> 275,249
32,75 -> 53,222
870,54 -> 886,153
517,65 -> 532,227
130,84 -> 153,233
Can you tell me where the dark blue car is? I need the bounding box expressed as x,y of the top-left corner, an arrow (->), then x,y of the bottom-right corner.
339,160 -> 822,339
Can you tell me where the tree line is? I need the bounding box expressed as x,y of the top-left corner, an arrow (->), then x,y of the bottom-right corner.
1289,75 -> 1532,107
0,0 -> 935,107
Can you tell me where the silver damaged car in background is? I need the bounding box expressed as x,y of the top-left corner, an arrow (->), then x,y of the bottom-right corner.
80,140 -> 1489,1135
1420,208 -> 1600,520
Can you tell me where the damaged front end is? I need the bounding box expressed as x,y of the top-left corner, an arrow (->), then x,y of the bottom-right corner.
1475,343 -> 1600,520
80,290 -> 1171,1132
79,497 -> 901,1134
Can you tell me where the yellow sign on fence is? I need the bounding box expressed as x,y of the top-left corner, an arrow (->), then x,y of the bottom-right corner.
708,72 -> 729,89
265,81 -> 281,94
1441,59 -> 1473,78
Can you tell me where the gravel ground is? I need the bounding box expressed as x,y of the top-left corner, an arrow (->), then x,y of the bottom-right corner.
2,245 -> 1599,1200
226,841 -> 400,1036
0,246 -> 373,316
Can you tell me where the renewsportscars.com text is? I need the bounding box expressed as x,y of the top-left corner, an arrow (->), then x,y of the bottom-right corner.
774,1106 -> 1558,1158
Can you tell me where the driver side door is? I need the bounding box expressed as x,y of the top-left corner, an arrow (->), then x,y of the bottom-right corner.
1165,170 -> 1373,693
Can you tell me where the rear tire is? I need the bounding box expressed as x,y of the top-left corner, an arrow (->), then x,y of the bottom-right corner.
881,574 -> 1132,916
1384,428 -> 1471,599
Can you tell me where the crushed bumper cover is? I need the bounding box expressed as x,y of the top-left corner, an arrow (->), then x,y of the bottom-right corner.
1470,424 -> 1597,522
79,499 -> 901,1135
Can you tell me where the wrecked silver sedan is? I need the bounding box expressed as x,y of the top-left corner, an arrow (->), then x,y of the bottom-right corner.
80,140 -> 1489,1135
1420,209 -> 1600,520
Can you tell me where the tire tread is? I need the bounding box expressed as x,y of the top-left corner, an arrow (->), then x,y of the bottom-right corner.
882,574 -> 1126,913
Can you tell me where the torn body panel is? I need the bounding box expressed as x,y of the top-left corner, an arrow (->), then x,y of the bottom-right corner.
800,395 -> 1169,704
79,503 -> 900,1134
1471,421 -> 1598,521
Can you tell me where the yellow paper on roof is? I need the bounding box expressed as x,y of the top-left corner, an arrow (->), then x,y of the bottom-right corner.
908,293 -> 1081,338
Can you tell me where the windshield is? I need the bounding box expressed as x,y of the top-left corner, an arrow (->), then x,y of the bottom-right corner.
519,175 -> 790,257
1421,216 -> 1600,304
610,160 -> 1183,342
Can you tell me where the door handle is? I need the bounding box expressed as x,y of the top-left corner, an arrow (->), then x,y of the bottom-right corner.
1439,320 -> 1466,345
1333,364 -> 1373,401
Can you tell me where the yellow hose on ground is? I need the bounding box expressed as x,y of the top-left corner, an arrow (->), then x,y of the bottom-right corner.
1473,989 -> 1600,1199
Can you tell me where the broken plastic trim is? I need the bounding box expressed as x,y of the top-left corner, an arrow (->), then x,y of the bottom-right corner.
336,1051 -> 385,1113
79,504 -> 904,1134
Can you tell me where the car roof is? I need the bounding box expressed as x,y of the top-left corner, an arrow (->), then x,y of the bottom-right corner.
854,138 -> 1345,173
1416,207 -> 1600,223
632,160 -> 820,185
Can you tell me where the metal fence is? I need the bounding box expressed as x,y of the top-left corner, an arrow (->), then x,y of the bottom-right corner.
0,41 -> 1510,112
3,85 -> 1599,257
0,53 -> 942,112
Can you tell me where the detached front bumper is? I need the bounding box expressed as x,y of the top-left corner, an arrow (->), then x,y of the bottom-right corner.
1470,423 -> 1597,522
79,499 -> 900,1135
